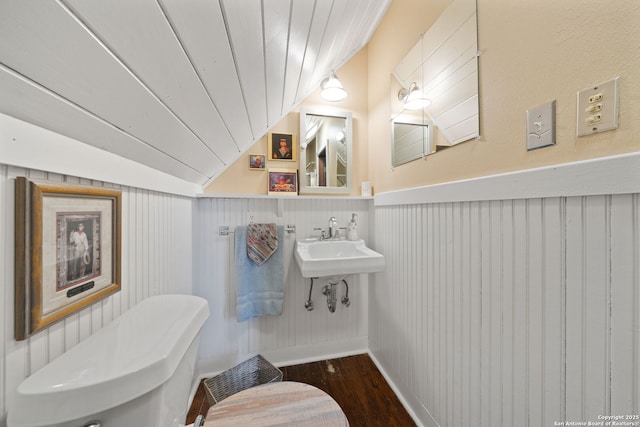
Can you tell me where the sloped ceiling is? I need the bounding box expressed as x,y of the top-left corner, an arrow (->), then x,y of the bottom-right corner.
0,0 -> 390,186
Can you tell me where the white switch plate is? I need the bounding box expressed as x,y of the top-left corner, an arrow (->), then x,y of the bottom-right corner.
576,77 -> 619,136
526,100 -> 556,151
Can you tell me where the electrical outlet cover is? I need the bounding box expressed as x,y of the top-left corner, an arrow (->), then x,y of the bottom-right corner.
526,100 -> 556,151
576,77 -> 619,136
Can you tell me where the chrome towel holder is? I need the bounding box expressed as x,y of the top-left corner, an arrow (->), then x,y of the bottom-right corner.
219,225 -> 296,236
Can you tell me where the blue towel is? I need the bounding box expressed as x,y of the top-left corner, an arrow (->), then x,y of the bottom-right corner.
235,225 -> 284,322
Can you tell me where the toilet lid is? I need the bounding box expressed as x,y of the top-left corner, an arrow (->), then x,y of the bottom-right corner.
8,295 -> 209,426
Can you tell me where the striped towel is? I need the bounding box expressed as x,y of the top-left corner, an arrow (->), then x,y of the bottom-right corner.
247,223 -> 278,265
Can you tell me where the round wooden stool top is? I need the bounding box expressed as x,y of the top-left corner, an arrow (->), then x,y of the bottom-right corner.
203,381 -> 349,427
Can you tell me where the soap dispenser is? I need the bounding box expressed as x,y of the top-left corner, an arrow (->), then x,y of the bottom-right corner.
347,213 -> 358,241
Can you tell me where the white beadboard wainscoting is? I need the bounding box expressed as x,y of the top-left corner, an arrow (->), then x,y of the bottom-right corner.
371,192 -> 640,426
193,196 -> 373,376
0,164 -> 194,423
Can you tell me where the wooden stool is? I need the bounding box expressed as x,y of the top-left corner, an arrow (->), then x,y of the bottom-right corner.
203,381 -> 349,426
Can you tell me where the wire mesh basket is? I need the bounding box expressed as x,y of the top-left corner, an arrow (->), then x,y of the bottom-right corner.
204,354 -> 283,405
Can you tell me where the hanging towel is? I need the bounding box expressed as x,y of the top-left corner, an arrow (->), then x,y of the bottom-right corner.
247,223 -> 278,265
235,225 -> 284,322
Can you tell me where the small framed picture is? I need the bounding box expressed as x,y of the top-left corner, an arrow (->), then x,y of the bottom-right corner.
268,169 -> 298,196
14,177 -> 122,340
248,154 -> 266,170
268,132 -> 296,161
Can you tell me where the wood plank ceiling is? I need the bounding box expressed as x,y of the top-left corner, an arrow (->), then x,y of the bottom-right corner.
0,0 -> 390,186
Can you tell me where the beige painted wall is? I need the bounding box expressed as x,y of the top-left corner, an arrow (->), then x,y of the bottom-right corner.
204,48 -> 370,195
368,0 -> 640,194
207,0 -> 639,196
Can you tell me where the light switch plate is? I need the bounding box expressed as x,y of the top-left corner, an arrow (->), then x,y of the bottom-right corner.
526,100 -> 556,151
576,77 -> 619,136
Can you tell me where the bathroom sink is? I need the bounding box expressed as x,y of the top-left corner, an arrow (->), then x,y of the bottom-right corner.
294,238 -> 385,280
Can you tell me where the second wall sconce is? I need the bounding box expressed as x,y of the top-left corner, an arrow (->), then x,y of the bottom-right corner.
398,81 -> 431,110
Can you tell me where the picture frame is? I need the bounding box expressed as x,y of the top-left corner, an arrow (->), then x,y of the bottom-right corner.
14,177 -> 122,340
268,169 -> 298,196
268,132 -> 296,161
248,154 -> 266,171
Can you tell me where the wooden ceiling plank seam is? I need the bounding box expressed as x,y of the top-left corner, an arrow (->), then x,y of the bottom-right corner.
279,0 -> 294,119
58,0 -> 227,167
337,0 -> 375,63
1,0 -> 391,185
358,0 -> 391,48
217,0 -> 260,141
157,0 -> 254,155
301,0 -> 336,97
0,62 -> 209,182
332,0 -> 371,68
260,0 -> 269,129
322,0 -> 390,96
326,1 -> 362,68
63,0 -> 240,164
355,0 -> 391,52
282,0 -> 316,113
308,0 -> 354,92
260,0 -> 282,133
296,0 -> 334,102
261,0 -> 291,128
261,0 -> 269,127
289,0 -> 317,107
154,0 -> 241,156
219,0 -> 267,140
0,2 -> 221,174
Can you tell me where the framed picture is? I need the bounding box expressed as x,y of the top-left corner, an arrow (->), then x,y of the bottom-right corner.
14,177 -> 122,340
268,132 -> 296,161
268,169 -> 298,196
248,154 -> 266,171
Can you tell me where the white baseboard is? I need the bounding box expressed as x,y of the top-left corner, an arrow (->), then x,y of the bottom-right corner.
190,337 -> 369,406
263,337 -> 369,368
188,342 -> 442,427
367,350 -> 439,427
194,337 -> 368,381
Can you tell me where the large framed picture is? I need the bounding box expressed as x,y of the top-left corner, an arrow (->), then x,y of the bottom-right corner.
268,169 -> 298,196
14,177 -> 122,340
268,132 -> 296,161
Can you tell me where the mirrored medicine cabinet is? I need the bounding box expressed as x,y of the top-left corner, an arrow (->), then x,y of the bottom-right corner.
299,109 -> 352,195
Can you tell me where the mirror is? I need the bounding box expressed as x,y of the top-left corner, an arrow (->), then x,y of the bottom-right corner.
392,119 -> 433,166
391,0 -> 479,167
299,109 -> 352,194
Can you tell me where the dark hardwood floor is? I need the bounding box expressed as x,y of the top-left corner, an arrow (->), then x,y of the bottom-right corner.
186,353 -> 416,427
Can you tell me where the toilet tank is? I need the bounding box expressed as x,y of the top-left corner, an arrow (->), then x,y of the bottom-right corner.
8,294 -> 209,427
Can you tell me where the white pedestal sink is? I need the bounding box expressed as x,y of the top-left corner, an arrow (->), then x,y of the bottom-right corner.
294,238 -> 386,280
294,238 -> 385,313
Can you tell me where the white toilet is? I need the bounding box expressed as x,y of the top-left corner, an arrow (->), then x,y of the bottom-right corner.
8,294 -> 209,427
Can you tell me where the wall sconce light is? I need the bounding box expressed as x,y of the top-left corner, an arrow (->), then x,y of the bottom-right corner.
398,82 -> 431,110
320,72 -> 347,102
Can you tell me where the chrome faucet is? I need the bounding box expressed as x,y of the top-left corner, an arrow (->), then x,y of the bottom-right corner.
328,217 -> 338,239
315,216 -> 339,240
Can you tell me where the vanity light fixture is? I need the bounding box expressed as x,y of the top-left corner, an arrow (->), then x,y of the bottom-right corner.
398,82 -> 431,110
320,71 -> 347,102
